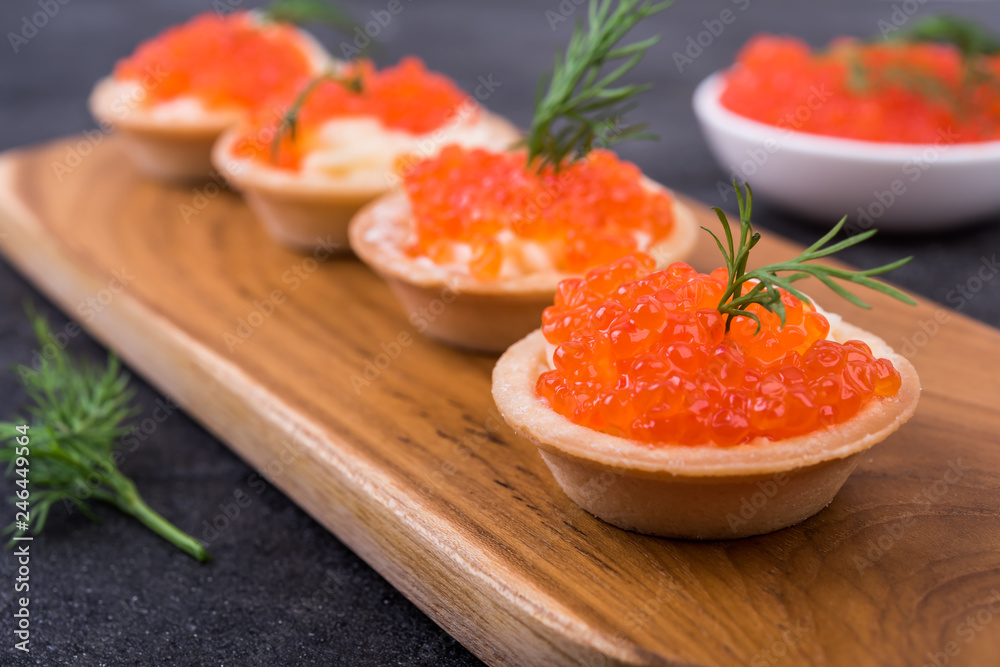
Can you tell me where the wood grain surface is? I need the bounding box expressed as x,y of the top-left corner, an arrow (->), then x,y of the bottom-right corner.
1,137 -> 999,667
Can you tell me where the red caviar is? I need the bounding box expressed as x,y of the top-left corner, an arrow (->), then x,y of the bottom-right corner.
721,34 -> 1000,143
536,253 -> 902,446
402,146 -> 675,280
245,57 -> 473,169
114,12 -> 317,111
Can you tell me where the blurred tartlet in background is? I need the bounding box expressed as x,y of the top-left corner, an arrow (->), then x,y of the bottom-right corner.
349,146 -> 698,351
89,11 -> 332,182
213,58 -> 519,252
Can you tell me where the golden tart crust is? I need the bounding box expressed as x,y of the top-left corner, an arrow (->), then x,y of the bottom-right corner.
491,319 -> 920,538
88,75 -> 238,182
348,182 -> 699,352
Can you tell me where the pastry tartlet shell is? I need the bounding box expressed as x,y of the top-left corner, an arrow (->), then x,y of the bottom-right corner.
491,321 -> 921,539
349,183 -> 700,353
89,76 -> 239,182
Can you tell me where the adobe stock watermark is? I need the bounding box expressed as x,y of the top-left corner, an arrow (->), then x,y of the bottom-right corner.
350,331 -> 414,394
336,0 -> 414,59
13,269 -> 135,386
215,102 -> 298,177
199,488 -> 256,543
14,320 -> 83,385
716,84 -> 833,202
583,572 -> 687,667
61,396 -> 182,518
544,0 -> 587,31
620,572 -> 685,636
76,268 -> 135,323
349,278 -> 461,394
409,282 -> 458,335
177,170 -> 231,224
672,0 -> 753,74
388,74 -> 502,188
407,119 -> 612,239
218,0 -> 412,59
290,562 -> 365,615
749,619 -> 812,667
348,278 -> 460,393
847,127 -> 958,235
854,459 -> 969,576
923,589 -> 1000,667
571,462 -> 630,511
7,0 -> 72,54
117,595 -> 149,621
898,254 -> 998,358
726,470 -> 790,534
876,0 -> 932,39
252,426 -> 310,485
412,632 -> 457,666
419,411 -> 506,498
50,64 -> 169,182
223,236 -> 340,352
200,427 -> 308,543
219,68 -> 502,191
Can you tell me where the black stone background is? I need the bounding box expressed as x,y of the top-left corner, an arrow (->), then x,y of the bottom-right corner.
1,0 -> 998,665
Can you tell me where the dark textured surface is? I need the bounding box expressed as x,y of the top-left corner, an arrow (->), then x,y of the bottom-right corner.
0,1 -> 998,665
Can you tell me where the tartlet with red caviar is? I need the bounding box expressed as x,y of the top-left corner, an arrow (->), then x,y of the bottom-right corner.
89,10 -> 332,181
493,186 -> 920,539
350,146 -> 698,351
212,58 -> 519,251
350,0 -> 696,351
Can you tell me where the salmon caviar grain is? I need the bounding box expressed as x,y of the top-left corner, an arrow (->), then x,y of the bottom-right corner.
402,146 -> 675,279
114,12 -> 317,112
242,57 -> 473,169
720,34 -> 1000,143
536,252 -> 902,446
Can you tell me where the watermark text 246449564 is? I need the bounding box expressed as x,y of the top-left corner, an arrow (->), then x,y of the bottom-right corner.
10,424 -> 33,653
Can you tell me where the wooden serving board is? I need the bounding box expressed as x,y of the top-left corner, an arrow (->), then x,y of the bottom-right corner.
2,137 -> 1000,667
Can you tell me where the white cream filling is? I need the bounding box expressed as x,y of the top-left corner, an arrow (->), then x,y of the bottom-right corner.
298,109 -> 513,190
418,229 -> 657,281
97,78 -> 230,126
148,95 -> 215,122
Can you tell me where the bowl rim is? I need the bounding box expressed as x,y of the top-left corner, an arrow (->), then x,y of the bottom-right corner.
693,71 -> 1000,164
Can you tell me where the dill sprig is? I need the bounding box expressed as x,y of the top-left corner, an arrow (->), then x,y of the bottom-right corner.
261,0 -> 356,33
850,16 -> 1000,111
888,15 -> 1000,57
890,16 -> 1000,103
704,183 -> 916,334
0,313 -> 209,562
526,0 -> 671,172
270,70 -> 364,164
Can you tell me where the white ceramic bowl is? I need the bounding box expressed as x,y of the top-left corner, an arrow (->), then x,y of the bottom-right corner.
693,72 -> 1000,232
